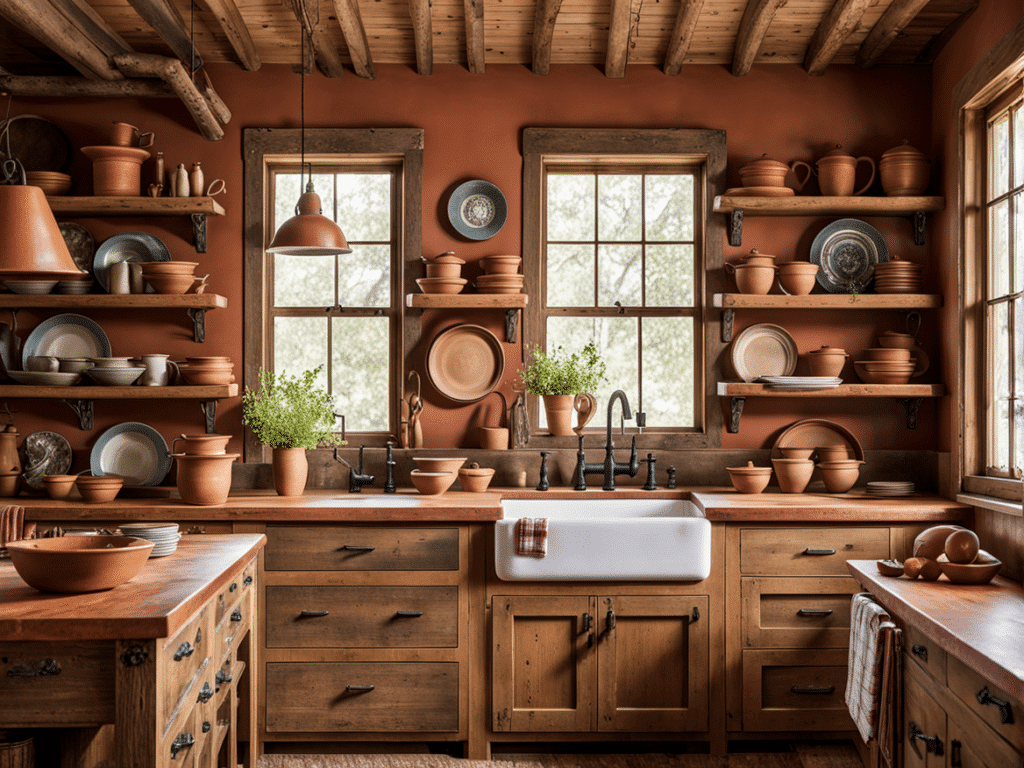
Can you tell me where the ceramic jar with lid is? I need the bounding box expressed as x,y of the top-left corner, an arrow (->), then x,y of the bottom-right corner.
741,249 -> 777,267
423,251 -> 465,279
725,260 -> 776,295
816,145 -> 875,196
726,461 -> 773,494
879,141 -> 930,196
739,154 -> 812,191
807,345 -> 848,378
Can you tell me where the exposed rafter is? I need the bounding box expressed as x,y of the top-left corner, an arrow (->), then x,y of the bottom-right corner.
0,74 -> 174,96
329,0 -> 375,79
605,0 -> 642,78
532,0 -> 563,76
408,0 -> 433,75
286,0 -> 346,77
49,0 -> 132,59
464,0 -> 485,74
195,0 -> 261,71
857,0 -> 931,68
731,0 -> 787,77
804,0 -> 872,75
664,0 -> 705,76
124,0 -> 202,73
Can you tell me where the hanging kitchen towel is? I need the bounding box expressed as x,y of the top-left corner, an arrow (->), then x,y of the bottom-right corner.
846,592 -> 891,743
876,623 -> 903,768
0,504 -> 25,548
515,517 -> 548,557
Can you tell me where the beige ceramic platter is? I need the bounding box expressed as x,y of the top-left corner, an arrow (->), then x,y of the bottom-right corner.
731,323 -> 797,382
426,324 -> 504,402
772,418 -> 864,460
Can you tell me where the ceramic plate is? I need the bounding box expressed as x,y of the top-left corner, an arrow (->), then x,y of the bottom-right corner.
20,431 -> 73,490
91,422 -> 171,487
8,371 -> 81,386
810,219 -> 890,293
58,223 -> 95,276
427,324 -> 504,402
447,180 -> 507,240
93,232 -> 171,292
0,115 -> 72,172
772,418 -> 864,460
730,324 -> 797,382
22,314 -> 111,369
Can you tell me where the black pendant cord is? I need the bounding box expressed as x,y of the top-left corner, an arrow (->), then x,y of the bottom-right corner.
300,24 -> 306,192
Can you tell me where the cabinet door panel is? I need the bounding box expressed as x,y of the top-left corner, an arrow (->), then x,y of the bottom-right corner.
949,718 -> 1023,768
597,595 -> 709,733
742,648 -> 852,731
492,595 -> 596,733
904,673 -> 947,768
741,576 -> 860,648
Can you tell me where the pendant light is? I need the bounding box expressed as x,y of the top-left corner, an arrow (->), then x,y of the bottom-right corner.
267,21 -> 350,256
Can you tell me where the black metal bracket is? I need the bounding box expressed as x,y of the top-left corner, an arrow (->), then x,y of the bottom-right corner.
900,397 -> 924,429
911,644 -> 929,661
912,211 -> 927,246
6,658 -> 60,677
729,209 -> 744,246
191,213 -> 208,253
201,401 -> 217,433
504,308 -> 520,343
187,308 -> 207,343
722,308 -> 734,343
62,399 -> 94,430
119,645 -> 148,667
728,397 -> 745,433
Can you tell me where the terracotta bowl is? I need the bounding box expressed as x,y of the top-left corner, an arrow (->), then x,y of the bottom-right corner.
937,556 -> 1002,585
878,333 -> 916,349
860,360 -> 916,371
416,277 -> 467,295
864,348 -> 912,361
75,474 -> 124,503
185,356 -> 231,364
726,263 -> 776,295
458,464 -> 496,493
815,446 -> 851,463
171,433 -> 231,455
807,350 -> 847,378
26,171 -> 72,196
6,535 -> 154,592
143,273 -> 194,295
816,461 -> 863,493
481,255 -> 522,275
778,263 -> 819,295
771,458 -> 815,493
410,470 -> 457,495
42,474 -> 77,499
425,262 -> 463,279
140,261 -> 199,276
0,472 -> 20,497
476,274 -> 525,284
726,462 -> 772,494
178,367 -> 234,386
779,447 -> 815,459
412,457 -> 467,474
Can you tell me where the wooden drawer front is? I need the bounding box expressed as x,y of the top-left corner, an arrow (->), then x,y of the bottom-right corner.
214,573 -> 243,626
740,527 -> 890,576
948,713 -> 1024,768
741,577 -> 861,649
161,605 -> 212,731
904,672 -> 947,768
0,641 -> 114,726
265,586 -> 458,648
265,662 -> 459,733
947,654 -> 1024,751
215,589 -> 251,664
264,526 -> 459,571
902,623 -> 947,686
742,648 -> 853,731
160,704 -> 198,768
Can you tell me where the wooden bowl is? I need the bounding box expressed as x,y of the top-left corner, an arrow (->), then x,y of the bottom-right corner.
410,470 -> 457,495
6,535 -> 153,592
937,555 -> 1002,584
143,273 -> 195,295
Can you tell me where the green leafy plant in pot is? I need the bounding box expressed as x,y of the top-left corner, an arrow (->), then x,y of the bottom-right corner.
520,343 -> 606,436
242,366 -> 341,496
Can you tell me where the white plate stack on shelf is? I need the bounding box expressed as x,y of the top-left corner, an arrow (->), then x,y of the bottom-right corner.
866,481 -> 915,497
757,376 -> 842,390
119,522 -> 181,557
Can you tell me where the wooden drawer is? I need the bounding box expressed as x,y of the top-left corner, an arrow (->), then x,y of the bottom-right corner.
265,662 -> 459,733
0,641 -> 114,726
161,605 -> 212,732
741,577 -> 861,649
901,622 -> 947,686
160,703 -> 199,768
947,707 -> 1024,768
215,589 -> 251,664
741,648 -> 853,731
904,672 -> 947,768
739,527 -> 890,576
264,526 -> 459,571
947,654 -> 1024,751
265,585 -> 458,648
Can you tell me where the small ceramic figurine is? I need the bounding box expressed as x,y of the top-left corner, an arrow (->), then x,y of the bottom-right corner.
153,151 -> 164,189
147,183 -> 163,198
189,162 -> 204,197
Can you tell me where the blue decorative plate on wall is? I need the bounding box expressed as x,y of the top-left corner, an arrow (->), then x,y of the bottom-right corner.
447,180 -> 507,240
809,218 -> 889,293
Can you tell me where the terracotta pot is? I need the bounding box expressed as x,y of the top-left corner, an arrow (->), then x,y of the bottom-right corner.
879,142 -> 930,196
816,147 -> 875,196
771,458 -> 815,493
81,145 -> 150,196
481,255 -> 522,274
778,263 -> 818,295
739,155 -> 813,191
725,262 -> 776,295
726,461 -> 772,494
425,262 -> 462,278
814,445 -> 851,463
410,470 -> 456,495
272,447 -> 307,497
543,394 -> 576,436
807,345 -> 847,377
0,472 -> 20,497
173,452 -> 238,505
478,426 -> 509,450
171,433 -> 231,455
458,463 -> 495,492
42,474 -> 76,499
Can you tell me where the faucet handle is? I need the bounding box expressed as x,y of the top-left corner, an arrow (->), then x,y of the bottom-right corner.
635,411 -> 646,434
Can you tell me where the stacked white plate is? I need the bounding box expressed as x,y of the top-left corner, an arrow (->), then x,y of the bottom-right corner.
867,481 -> 915,497
119,522 -> 181,557
758,376 -> 843,390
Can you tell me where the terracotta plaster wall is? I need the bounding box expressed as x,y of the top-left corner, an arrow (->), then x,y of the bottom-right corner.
8,61 -> 932,463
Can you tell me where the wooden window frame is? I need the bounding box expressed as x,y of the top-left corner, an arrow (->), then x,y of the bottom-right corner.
523,128 -> 726,449
242,128 -> 423,463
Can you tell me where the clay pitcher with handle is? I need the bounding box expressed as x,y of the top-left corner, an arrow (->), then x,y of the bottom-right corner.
816,146 -> 876,196
573,393 -> 597,435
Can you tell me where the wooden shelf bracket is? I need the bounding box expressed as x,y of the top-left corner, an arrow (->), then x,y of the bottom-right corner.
187,307 -> 207,343
913,211 -> 927,246
202,401 -> 218,433
505,308 -> 521,343
722,308 -> 734,342
901,397 -> 924,430
62,399 -> 94,430
729,210 -> 744,247
728,397 -> 745,433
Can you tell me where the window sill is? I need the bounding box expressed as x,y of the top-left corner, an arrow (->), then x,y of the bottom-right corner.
956,493 -> 1023,518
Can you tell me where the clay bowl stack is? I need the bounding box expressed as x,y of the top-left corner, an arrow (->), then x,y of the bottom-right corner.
141,261 -> 199,295
26,171 -> 72,196
854,347 -> 915,384
873,257 -> 923,294
477,255 -> 523,294
178,356 -> 234,386
418,252 -> 467,295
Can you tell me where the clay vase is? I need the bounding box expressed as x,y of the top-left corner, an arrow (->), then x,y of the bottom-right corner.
81,146 -> 150,196
543,394 -> 576,436
272,447 -> 308,497
879,141 -> 930,196
816,146 -> 875,196
174,452 -> 238,506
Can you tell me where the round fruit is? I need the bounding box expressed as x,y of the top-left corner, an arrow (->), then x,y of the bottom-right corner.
903,557 -> 924,579
877,559 -> 904,577
944,529 -> 980,564
917,558 -> 942,581
913,525 -> 967,561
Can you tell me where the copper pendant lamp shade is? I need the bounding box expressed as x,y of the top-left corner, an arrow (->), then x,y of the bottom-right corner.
267,182 -> 351,256
0,182 -> 85,280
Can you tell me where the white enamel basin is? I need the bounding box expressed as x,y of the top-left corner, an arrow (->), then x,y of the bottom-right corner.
495,498 -> 711,581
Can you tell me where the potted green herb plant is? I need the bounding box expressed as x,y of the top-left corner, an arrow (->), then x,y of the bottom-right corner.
242,366 -> 340,496
520,342 -> 606,435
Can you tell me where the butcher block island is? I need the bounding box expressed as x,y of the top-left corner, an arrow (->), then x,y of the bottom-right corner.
0,533 -> 265,768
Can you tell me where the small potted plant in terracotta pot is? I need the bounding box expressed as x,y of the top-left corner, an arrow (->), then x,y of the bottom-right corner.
520,343 -> 606,436
242,366 -> 341,496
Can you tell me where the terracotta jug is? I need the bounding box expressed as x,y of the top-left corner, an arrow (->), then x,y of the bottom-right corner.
816,146 -> 875,196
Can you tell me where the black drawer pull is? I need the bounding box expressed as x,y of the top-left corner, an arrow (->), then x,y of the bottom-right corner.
802,548 -> 836,556
170,733 -> 194,758
229,582 -> 237,593
606,608 -> 616,631
691,606 -> 700,623
197,682 -> 214,703
909,721 -> 944,757
300,610 -> 330,617
202,721 -> 211,733
339,545 -> 375,552
790,684 -> 835,694
977,686 -> 1014,724
911,644 -> 929,661
797,608 -> 834,617
243,575 -> 253,586
951,739 -> 962,768
230,609 -> 243,622
345,684 -> 374,693
396,610 -> 423,617
215,669 -> 232,688
173,641 -> 194,661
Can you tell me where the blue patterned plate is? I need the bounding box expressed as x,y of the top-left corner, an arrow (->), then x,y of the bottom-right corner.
22,313 -> 111,369
91,422 -> 171,487
447,180 -> 507,240
810,219 -> 889,293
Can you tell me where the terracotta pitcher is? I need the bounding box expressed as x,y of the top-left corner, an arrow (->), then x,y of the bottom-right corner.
816,146 -> 876,196
739,154 -> 813,191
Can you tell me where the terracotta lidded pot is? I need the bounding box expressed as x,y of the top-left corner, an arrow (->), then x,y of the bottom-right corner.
815,145 -> 876,197
739,154 -> 813,191
879,141 -> 930,196
424,251 -> 465,279
741,249 -> 777,267
725,261 -> 776,295
726,461 -> 773,494
81,145 -> 151,196
807,345 -> 848,378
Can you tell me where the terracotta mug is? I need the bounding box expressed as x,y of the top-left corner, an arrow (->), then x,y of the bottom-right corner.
110,122 -> 155,148
573,393 -> 597,434
816,148 -> 876,196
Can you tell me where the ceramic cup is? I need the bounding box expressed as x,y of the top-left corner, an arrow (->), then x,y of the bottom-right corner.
27,355 -> 58,373
139,354 -> 179,386
129,262 -> 145,294
110,122 -> 155,148
108,261 -> 131,294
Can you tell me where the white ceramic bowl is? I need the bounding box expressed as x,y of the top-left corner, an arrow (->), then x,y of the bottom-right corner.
86,366 -> 145,386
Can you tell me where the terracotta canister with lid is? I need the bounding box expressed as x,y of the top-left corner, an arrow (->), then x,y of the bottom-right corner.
424,251 -> 465,279
739,154 -> 813,191
725,261 -> 776,295
816,145 -> 875,196
807,345 -> 848,378
879,141 -> 930,196
741,249 -> 777,267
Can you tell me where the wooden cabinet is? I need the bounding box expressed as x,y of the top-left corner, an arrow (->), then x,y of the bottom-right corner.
491,593 -> 709,734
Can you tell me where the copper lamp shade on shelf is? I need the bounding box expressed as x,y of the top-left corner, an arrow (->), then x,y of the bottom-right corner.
0,183 -> 86,280
267,183 -> 351,256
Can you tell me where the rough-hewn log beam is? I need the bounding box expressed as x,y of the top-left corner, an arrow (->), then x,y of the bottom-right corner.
287,0 -> 347,77
0,74 -> 174,97
124,0 -> 203,73
732,0 -> 786,76
195,0 -> 261,71
915,2 -> 977,64
49,0 -> 133,59
329,0 -> 375,79
857,0 -> 931,68
664,0 -> 704,76
803,0 -> 873,75
199,69 -> 231,124
0,0 -> 124,80
605,0 -> 642,78
408,0 -> 433,75
532,0 -> 563,75
113,53 -> 224,140
464,0 -> 485,73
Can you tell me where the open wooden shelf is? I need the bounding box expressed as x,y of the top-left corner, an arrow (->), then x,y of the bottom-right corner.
0,294 -> 227,309
406,292 -> 528,343
713,293 -> 942,309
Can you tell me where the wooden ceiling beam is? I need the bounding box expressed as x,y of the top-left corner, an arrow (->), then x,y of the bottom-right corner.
857,0 -> 931,68
664,0 -> 705,76
329,0 -> 375,79
803,0 -> 873,75
408,0 -> 433,75
464,0 -> 485,73
287,0 -> 347,78
0,0 -> 124,80
0,74 -> 174,97
532,0 -> 563,75
49,0 -> 132,59
195,0 -> 261,71
605,0 -> 642,78
732,0 -> 787,77
124,0 -> 203,73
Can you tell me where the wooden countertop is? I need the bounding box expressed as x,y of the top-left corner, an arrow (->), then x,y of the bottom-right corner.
0,533 -> 265,642
691,490 -> 971,521
848,559 -> 1024,704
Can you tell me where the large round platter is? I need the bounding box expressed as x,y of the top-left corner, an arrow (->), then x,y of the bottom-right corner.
772,418 -> 864,460
0,115 -> 73,172
447,180 -> 507,240
91,422 -> 172,487
20,431 -> 73,490
426,324 -> 504,402
22,313 -> 110,369
93,232 -> 171,292
810,219 -> 889,293
730,323 -> 798,382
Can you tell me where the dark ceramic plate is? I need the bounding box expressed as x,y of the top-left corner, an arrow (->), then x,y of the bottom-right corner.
20,431 -> 73,490
809,219 -> 889,293
447,180 -> 507,240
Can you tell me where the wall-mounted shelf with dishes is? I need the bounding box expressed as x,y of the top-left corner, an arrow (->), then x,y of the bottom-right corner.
406,293 -> 528,343
713,195 -> 945,247
46,196 -> 226,253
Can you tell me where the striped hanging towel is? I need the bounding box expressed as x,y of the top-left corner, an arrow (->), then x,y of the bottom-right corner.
514,517 -> 548,557
846,592 -> 892,743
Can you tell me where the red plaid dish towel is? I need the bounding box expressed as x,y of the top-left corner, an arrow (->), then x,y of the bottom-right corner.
515,517 -> 548,557
846,592 -> 892,744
